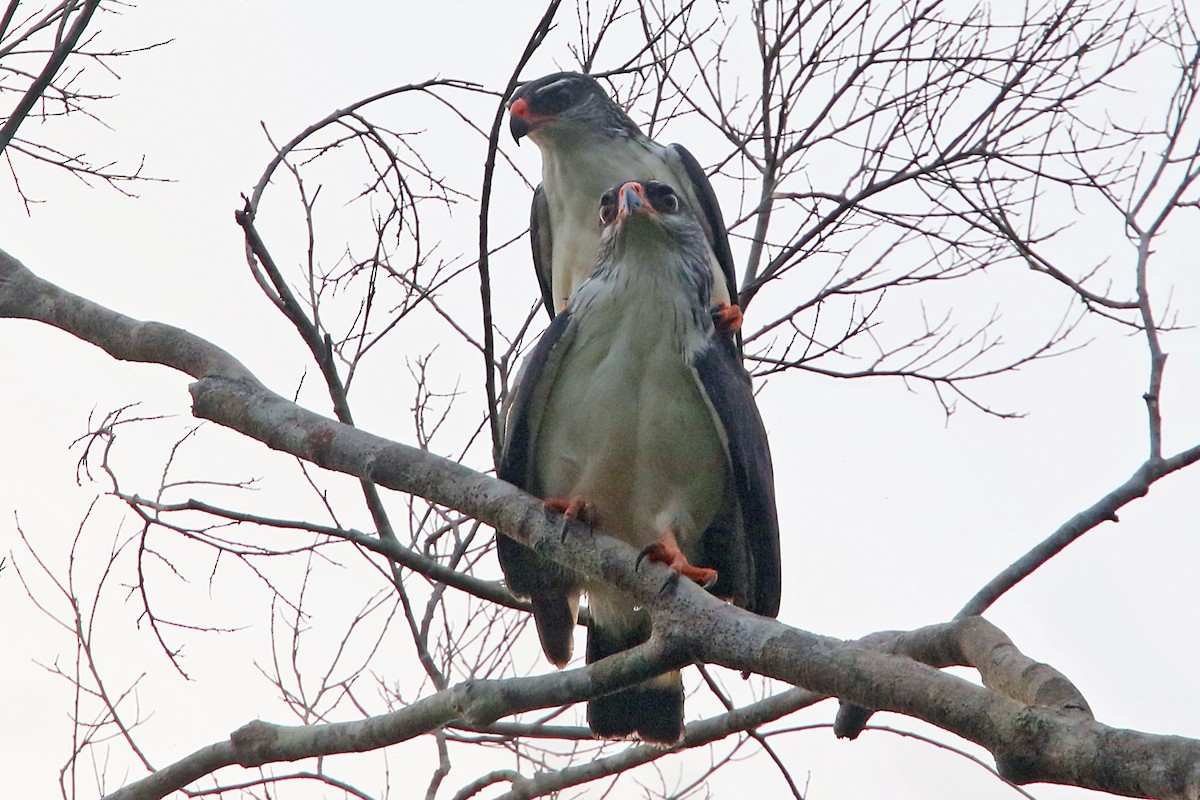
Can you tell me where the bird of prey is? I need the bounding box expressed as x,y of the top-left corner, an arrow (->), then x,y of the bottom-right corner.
497,179 -> 780,743
509,71 -> 742,331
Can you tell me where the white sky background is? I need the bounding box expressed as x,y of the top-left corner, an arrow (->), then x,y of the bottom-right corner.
2,1 -> 1199,799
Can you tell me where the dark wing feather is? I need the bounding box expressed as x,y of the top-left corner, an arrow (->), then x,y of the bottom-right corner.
530,184 -> 556,319
496,310 -> 581,664
693,333 -> 781,617
498,308 -> 574,488
668,144 -> 739,308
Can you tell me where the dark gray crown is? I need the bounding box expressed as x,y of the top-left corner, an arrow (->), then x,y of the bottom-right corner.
511,72 -> 642,139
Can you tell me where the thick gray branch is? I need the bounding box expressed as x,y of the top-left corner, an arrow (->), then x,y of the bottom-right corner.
876,618 -> 1092,716
0,248 -> 257,383
836,616 -> 1093,740
6,250 -> 1200,800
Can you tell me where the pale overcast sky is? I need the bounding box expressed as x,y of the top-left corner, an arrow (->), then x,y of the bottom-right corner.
2,2 -> 1198,799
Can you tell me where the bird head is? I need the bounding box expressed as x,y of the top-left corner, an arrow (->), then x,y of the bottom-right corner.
509,72 -> 641,146
596,180 -> 711,270
599,179 -> 685,229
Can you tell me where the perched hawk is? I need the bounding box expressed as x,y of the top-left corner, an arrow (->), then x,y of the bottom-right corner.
509,71 -> 742,331
497,180 -> 780,743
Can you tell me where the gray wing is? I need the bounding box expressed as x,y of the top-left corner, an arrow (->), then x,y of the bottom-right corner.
667,144 -> 740,309
530,184 -> 556,319
496,309 -> 582,664
499,307 -> 574,489
693,332 -> 781,617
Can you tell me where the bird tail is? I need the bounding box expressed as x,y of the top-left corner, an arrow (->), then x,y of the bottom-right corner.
496,535 -> 581,667
586,621 -> 684,744
530,591 -> 579,669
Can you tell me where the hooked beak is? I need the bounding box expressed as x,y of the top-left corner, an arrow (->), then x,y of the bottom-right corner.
617,181 -> 650,221
509,97 -> 532,143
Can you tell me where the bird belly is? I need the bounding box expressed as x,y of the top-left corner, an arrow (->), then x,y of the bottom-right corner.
534,293 -> 726,558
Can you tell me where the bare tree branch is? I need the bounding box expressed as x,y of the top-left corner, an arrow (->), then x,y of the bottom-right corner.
5,248 -> 1200,799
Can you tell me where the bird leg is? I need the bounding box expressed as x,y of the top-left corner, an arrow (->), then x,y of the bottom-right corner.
711,302 -> 743,334
544,497 -> 597,541
636,527 -> 718,590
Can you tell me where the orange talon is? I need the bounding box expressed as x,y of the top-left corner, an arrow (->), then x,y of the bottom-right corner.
544,497 -> 598,530
636,528 -> 718,588
712,302 -> 743,335
544,496 -> 592,520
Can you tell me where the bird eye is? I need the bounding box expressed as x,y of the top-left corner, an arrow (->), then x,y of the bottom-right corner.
599,189 -> 619,225
660,192 -> 680,212
599,197 -> 617,225
537,82 -> 575,114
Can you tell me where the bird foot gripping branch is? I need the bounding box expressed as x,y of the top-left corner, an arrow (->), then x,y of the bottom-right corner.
544,496 -> 598,540
636,528 -> 719,591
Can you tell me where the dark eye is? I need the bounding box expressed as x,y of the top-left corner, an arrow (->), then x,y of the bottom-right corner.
648,185 -> 680,213
537,83 -> 575,114
599,192 -> 617,225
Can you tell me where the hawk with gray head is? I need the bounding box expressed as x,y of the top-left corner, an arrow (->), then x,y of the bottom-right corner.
509,71 -> 742,332
497,179 -> 780,742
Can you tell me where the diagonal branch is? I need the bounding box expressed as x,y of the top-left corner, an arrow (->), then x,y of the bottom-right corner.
0,0 -> 101,154
105,636 -> 688,800
6,247 -> 1200,799
477,0 -> 565,464
957,447 -> 1200,619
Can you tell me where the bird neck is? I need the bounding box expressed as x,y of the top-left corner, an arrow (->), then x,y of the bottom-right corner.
576,228 -> 716,356
538,129 -> 650,195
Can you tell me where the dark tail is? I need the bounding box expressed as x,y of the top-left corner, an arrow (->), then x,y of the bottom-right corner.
496,535 -> 580,668
530,591 -> 578,668
586,620 -> 683,744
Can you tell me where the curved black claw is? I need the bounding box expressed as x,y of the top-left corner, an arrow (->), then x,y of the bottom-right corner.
635,543 -> 659,571
544,500 -> 595,542
658,571 -> 681,596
